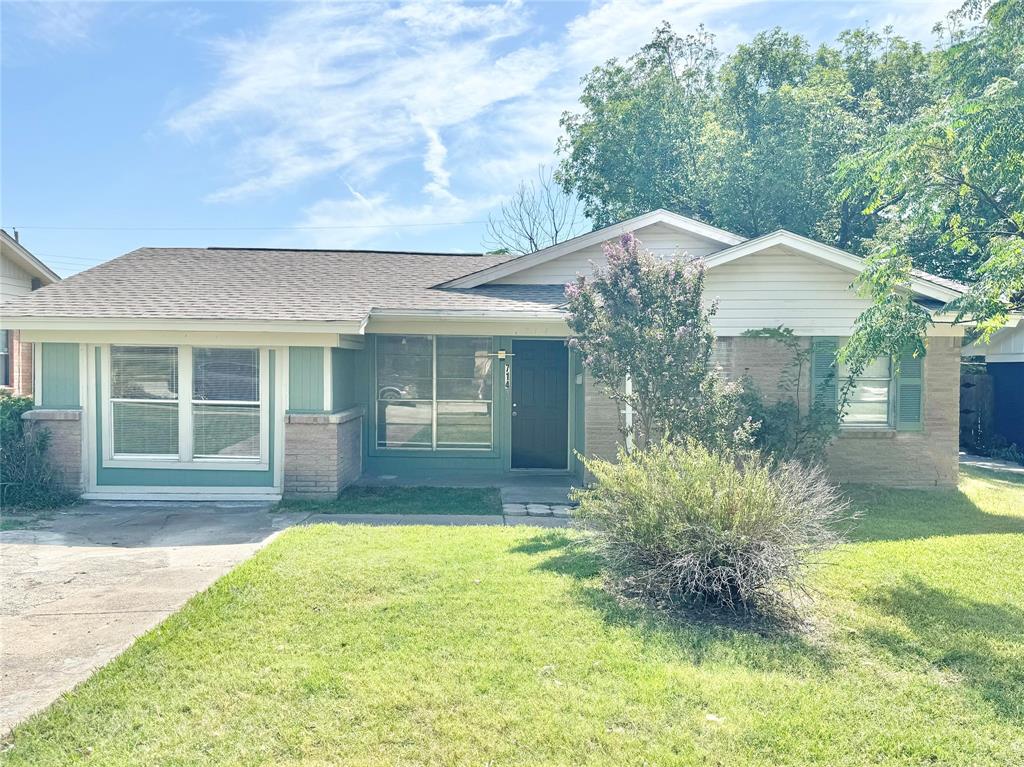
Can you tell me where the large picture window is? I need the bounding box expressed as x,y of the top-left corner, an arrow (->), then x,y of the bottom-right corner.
376,335 -> 493,450
106,345 -> 265,465
839,356 -> 892,426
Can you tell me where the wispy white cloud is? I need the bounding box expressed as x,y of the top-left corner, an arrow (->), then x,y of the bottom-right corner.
169,0 -> 959,247
14,1 -> 104,46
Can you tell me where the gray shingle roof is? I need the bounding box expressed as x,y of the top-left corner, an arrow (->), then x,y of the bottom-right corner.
0,247 -> 569,323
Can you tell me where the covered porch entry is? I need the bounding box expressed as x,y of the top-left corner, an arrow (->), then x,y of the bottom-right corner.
363,334 -> 584,484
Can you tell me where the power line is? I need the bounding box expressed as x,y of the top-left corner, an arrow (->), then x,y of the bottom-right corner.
2,220 -> 488,232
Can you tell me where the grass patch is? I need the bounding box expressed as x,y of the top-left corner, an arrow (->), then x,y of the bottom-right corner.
276,485 -> 502,515
4,470 -> 1023,765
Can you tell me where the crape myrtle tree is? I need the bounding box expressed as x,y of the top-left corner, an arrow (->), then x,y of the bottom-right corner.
564,233 -> 750,451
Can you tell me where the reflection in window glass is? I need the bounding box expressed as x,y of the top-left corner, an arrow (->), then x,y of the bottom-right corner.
375,336 -> 493,449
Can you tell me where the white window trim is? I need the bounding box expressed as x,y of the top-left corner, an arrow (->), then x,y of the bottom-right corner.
375,334 -> 495,452
100,345 -> 270,471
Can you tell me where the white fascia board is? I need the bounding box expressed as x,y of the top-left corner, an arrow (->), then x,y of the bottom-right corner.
704,230 -> 964,303
368,308 -> 566,320
441,209 -> 745,289
0,316 -> 367,334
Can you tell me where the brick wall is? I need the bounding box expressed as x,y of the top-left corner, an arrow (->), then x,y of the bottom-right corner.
22,409 -> 83,494
827,337 -> 960,488
582,369 -> 622,463
580,335 -> 962,489
283,407 -> 364,499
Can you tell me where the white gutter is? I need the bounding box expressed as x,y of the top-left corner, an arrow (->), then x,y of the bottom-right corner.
0,316 -> 367,334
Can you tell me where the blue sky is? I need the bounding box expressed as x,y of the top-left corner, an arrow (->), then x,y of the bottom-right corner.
2,0 -> 961,277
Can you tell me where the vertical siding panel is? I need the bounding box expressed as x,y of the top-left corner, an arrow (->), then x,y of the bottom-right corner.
40,342 -> 80,409
288,347 -> 325,413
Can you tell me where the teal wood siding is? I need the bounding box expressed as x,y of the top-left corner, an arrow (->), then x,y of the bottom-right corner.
332,348 -> 358,412
40,343 -> 80,409
289,346 -> 324,413
94,348 -> 277,488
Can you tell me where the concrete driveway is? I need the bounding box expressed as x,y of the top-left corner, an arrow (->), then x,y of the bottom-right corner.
0,502 -> 301,734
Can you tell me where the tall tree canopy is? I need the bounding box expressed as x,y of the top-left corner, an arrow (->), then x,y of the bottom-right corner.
841,0 -> 1023,355
557,21 -> 931,251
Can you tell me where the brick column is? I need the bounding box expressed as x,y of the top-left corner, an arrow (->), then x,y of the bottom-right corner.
283,407 -> 364,499
21,409 -> 83,494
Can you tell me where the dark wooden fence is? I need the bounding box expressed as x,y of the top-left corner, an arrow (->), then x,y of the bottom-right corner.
960,369 -> 994,451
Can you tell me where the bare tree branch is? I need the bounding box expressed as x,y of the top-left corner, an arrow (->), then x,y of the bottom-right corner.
484,166 -> 586,255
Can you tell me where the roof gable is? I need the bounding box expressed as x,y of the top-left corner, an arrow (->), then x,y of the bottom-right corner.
704,230 -> 964,303
441,209 -> 745,289
1,230 -> 60,284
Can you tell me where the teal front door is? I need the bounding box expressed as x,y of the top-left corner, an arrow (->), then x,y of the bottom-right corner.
510,340 -> 569,469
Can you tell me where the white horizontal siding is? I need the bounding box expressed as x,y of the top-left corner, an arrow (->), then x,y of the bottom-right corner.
706,247 -> 868,335
966,324 -> 1024,361
494,223 -> 730,285
1,254 -> 32,303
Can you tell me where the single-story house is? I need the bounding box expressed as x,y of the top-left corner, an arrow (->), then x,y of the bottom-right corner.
1,230 -> 61,394
963,323 -> 1024,450
0,210 -> 968,500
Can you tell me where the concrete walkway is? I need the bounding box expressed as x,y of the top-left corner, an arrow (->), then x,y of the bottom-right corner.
0,502 -> 298,734
959,451 -> 1024,475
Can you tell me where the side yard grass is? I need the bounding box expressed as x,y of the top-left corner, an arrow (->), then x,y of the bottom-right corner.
3,467 -> 1022,765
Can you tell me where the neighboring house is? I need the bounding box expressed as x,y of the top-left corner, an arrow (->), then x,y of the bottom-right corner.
0,210 -> 968,500
0,230 -> 60,395
964,323 -> 1024,450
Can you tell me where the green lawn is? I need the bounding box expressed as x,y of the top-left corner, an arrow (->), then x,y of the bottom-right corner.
276,485 -> 502,515
4,468 -> 1023,765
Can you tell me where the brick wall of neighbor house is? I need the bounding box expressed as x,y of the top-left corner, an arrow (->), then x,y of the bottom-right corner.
283,407 -> 363,499
21,409 -> 83,493
581,336 -> 961,488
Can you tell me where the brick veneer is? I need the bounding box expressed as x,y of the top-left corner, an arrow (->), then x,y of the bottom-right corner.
581,335 -> 962,489
21,409 -> 83,493
283,407 -> 364,499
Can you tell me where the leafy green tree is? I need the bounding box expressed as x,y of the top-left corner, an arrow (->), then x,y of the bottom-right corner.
557,23 -> 931,249
841,0 -> 1023,370
557,23 -> 719,226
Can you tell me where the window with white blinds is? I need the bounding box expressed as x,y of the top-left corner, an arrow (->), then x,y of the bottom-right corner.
107,346 -> 264,464
110,346 -> 179,456
192,348 -> 261,459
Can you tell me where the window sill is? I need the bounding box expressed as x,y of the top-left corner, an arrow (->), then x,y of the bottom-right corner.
837,427 -> 896,440
103,457 -> 269,471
